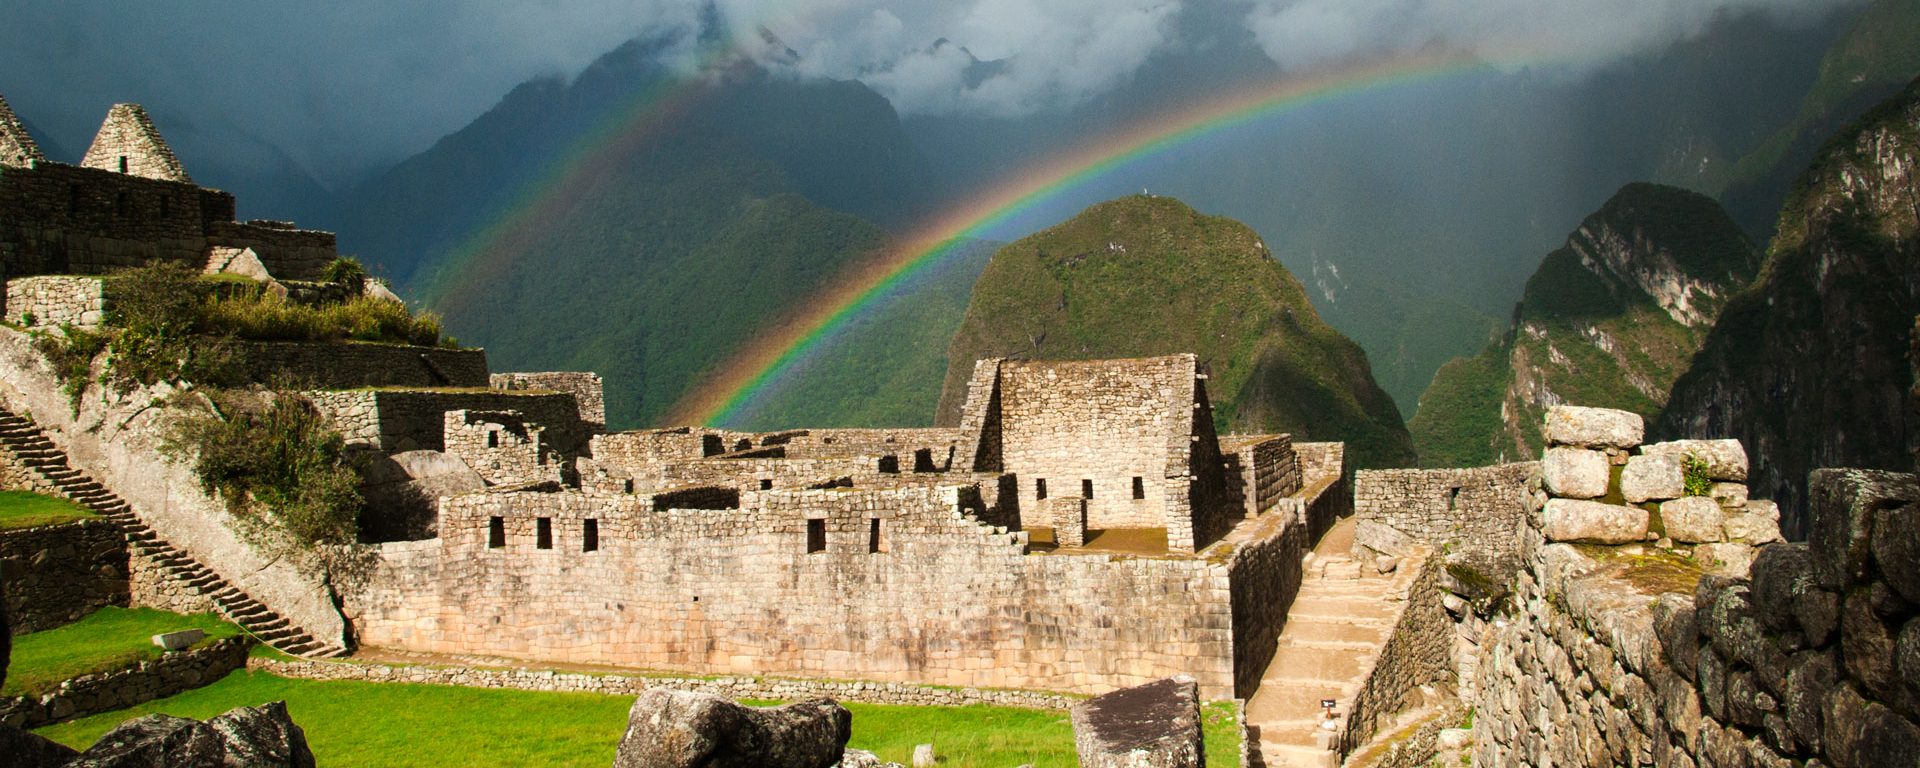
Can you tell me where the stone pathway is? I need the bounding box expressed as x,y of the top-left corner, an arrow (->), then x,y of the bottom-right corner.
1244,517 -> 1404,768
0,408 -> 344,658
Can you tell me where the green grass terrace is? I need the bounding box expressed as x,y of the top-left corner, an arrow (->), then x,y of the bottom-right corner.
0,490 -> 96,531
4,607 -> 242,698
33,664 -> 1244,767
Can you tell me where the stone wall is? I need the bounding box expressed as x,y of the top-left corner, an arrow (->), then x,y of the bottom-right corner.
129,545 -> 217,615
1334,553 -> 1454,758
0,161 -> 224,276
1472,467 -> 1920,768
994,357 -> 1198,535
341,474 -> 1313,700
1222,434 -> 1302,518
250,655 -> 1083,710
201,221 -> 335,281
4,276 -> 105,329
242,341 -> 488,390
443,409 -> 565,487
0,636 -> 250,728
1353,462 -> 1537,584
0,519 -> 128,633
308,387 -> 586,455
491,372 -> 606,431
79,104 -> 191,184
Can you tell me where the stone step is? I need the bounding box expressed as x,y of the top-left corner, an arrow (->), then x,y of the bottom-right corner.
1275,619 -> 1393,646
1258,741 -> 1338,768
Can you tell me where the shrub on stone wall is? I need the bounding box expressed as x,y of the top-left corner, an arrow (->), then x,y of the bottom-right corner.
162,392 -> 362,550
1680,453 -> 1712,497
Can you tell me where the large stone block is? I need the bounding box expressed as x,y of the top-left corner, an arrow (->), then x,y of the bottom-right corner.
612,689 -> 850,768
1662,497 -> 1726,544
1642,439 -> 1749,482
1544,447 -> 1611,499
1543,406 -> 1644,449
1807,469 -> 1920,591
1620,454 -> 1683,503
1071,677 -> 1204,768
1541,499 -> 1648,544
66,701 -> 314,768
1872,503 -> 1920,604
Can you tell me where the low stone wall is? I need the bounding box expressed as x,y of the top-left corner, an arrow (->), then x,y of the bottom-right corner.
249,655 -> 1083,711
491,372 -> 606,431
0,519 -> 128,633
241,341 -> 488,389
1472,467 -> 1920,768
1334,553 -> 1454,758
0,636 -> 251,728
5,276 -> 105,329
129,545 -> 216,615
309,387 -> 586,455
1353,462 -> 1537,583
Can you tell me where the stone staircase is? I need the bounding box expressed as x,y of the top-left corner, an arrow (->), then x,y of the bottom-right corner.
0,409 -> 345,658
1245,520 -> 1404,768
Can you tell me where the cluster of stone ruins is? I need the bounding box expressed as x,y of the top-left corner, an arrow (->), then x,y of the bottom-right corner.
1,96 -> 1916,767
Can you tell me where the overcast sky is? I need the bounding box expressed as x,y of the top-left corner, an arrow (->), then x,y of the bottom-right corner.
0,0 -> 1858,185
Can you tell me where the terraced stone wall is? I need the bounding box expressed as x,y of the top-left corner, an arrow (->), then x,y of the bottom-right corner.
0,519 -> 127,633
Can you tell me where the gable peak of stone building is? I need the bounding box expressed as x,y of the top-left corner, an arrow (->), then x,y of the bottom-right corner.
0,92 -> 45,169
81,103 -> 192,184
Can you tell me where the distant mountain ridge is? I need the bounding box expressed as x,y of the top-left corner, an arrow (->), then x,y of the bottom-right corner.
937,195 -> 1415,469
1410,183 -> 1760,466
1658,76 -> 1920,538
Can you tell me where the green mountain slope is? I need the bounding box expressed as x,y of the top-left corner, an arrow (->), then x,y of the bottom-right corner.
1659,77 -> 1920,537
1411,183 -> 1760,466
1718,0 -> 1920,238
936,196 -> 1414,469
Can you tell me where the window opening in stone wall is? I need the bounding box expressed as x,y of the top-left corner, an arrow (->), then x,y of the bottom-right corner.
622,479 -> 635,494
735,438 -> 752,452
117,156 -> 128,173
68,185 -> 81,215
1447,487 -> 1461,511
1036,478 -> 1048,500
1082,479 -> 1094,499
487,430 -> 499,448
760,479 -> 773,490
913,448 -> 935,473
877,454 -> 900,474
115,192 -> 129,217
488,517 -> 505,548
868,518 -> 886,554
582,519 -> 599,552
1132,476 -> 1145,499
806,518 -> 826,553
536,517 -> 553,549
158,195 -> 169,218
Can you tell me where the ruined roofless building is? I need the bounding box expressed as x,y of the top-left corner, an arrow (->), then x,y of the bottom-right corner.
0,95 -> 336,282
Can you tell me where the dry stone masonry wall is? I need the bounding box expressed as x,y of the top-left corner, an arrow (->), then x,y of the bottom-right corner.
0,637 -> 250,729
4,276 -> 105,329
0,519 -> 128,633
1353,462 -> 1537,586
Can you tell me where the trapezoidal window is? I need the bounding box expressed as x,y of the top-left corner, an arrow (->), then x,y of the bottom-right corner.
759,479 -> 773,490
536,517 -> 553,550
488,517 -> 505,549
1133,476 -> 1146,499
487,430 -> 499,448
806,518 -> 827,553
868,518 -> 887,554
1082,479 -> 1094,499
877,454 -> 900,474
582,519 -> 599,552
117,156 -> 128,173
1036,478 -> 1048,500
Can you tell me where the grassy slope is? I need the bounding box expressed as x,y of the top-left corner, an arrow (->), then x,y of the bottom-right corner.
1410,184 -> 1757,465
0,490 -> 95,530
938,195 -> 1414,469
4,607 -> 240,697
37,670 -> 1243,767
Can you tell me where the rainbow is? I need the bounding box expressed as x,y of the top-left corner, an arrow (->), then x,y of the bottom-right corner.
668,50 -> 1496,426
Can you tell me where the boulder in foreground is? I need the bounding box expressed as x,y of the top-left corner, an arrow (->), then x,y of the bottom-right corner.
613,688 -> 850,768
66,701 -> 315,768
1071,676 -> 1205,768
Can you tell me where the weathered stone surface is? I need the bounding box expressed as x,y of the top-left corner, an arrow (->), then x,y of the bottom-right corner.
1694,543 -> 1754,577
152,629 -> 205,651
911,744 -> 936,768
1873,503 -> 1920,604
1070,677 -> 1204,768
1723,513 -> 1783,545
840,749 -> 904,768
1841,591 -> 1899,701
1544,447 -> 1611,499
1543,406 -> 1644,449
1663,497 -> 1726,543
1710,482 -> 1749,508
1653,593 -> 1700,680
68,701 -> 315,767
1542,499 -> 1649,544
0,723 -> 79,767
612,689 -> 850,768
1807,469 -> 1919,591
1750,543 -> 1813,633
1621,454 -> 1684,503
1642,440 -> 1749,481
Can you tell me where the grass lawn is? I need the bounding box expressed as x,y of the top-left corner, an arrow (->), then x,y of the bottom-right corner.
36,670 -> 1244,767
4,607 -> 241,697
0,490 -> 96,530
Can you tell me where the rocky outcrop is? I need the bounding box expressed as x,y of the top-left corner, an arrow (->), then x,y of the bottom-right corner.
66,701 -> 315,768
1070,676 -> 1205,768
1412,183 -> 1759,467
612,689 -> 851,768
1658,77 -> 1920,537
